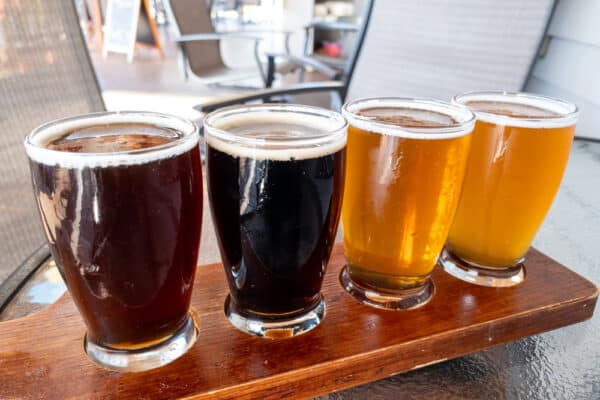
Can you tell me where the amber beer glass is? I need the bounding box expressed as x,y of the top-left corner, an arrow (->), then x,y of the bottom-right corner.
442,91 -> 579,287
341,98 -> 475,309
24,112 -> 203,371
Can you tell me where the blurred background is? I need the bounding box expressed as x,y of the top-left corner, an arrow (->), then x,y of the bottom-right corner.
70,0 -> 598,138
75,0 -> 364,120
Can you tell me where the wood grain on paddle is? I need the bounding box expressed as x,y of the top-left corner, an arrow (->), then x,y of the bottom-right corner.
0,245 -> 597,399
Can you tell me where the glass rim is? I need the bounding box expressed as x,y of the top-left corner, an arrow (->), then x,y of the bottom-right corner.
24,111 -> 199,168
452,91 -> 579,128
203,103 -> 348,150
342,97 -> 476,139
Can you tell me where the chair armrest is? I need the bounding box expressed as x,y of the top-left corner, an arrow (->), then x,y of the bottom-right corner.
234,29 -> 295,53
0,245 -> 51,313
306,21 -> 360,32
195,81 -> 345,113
267,53 -> 340,79
174,32 -> 263,42
228,28 -> 294,35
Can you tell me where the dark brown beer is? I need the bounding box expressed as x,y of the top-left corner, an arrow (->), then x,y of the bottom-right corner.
28,121 -> 202,349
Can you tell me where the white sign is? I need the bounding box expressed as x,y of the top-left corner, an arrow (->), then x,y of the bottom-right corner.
102,0 -> 141,62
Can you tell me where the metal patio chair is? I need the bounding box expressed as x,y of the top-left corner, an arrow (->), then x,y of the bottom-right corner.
167,0 -> 364,90
0,0 -> 105,315
166,0 -> 297,86
196,0 -> 556,113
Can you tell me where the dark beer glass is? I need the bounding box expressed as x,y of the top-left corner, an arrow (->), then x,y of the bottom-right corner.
24,112 -> 203,371
204,104 -> 347,338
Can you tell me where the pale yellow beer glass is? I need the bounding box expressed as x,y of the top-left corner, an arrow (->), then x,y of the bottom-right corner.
340,98 -> 475,309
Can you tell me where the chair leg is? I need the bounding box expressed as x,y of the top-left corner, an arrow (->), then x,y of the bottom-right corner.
266,55 -> 276,89
254,39 -> 267,86
177,45 -> 189,82
210,81 -> 264,91
329,90 -> 343,111
299,26 -> 312,83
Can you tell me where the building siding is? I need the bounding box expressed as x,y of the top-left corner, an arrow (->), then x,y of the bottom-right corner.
525,0 -> 600,139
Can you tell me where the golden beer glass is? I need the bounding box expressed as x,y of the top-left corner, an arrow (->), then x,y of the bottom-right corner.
340,98 -> 475,309
441,91 -> 578,287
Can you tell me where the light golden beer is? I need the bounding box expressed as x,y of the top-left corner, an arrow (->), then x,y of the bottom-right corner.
443,91 -> 578,287
341,98 -> 474,309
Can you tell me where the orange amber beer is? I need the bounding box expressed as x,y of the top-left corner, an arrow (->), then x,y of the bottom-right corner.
341,98 -> 475,309
442,91 -> 578,287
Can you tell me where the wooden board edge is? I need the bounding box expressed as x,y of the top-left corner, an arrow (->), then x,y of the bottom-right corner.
182,294 -> 598,400
530,248 -> 600,292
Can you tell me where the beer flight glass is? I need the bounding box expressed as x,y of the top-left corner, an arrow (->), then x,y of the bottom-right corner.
340,98 -> 475,310
204,104 -> 347,338
24,112 -> 203,371
441,91 -> 579,287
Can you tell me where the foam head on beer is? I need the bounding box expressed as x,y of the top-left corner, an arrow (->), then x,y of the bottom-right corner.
205,109 -> 346,161
45,123 -> 182,153
464,100 -> 562,119
26,113 -> 198,168
344,98 -> 474,141
356,106 -> 461,128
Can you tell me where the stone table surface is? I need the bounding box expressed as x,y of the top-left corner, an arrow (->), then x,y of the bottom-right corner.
2,139 -> 599,399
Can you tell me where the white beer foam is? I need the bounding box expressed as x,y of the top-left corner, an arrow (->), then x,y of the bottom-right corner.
25,112 -> 199,168
342,98 -> 475,140
453,92 -> 579,129
204,108 -> 347,161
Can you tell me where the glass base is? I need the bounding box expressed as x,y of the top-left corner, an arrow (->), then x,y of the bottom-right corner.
225,295 -> 325,339
440,248 -> 526,287
84,313 -> 198,372
339,265 -> 434,310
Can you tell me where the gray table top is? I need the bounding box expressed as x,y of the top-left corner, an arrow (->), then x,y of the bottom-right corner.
3,139 -> 599,399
